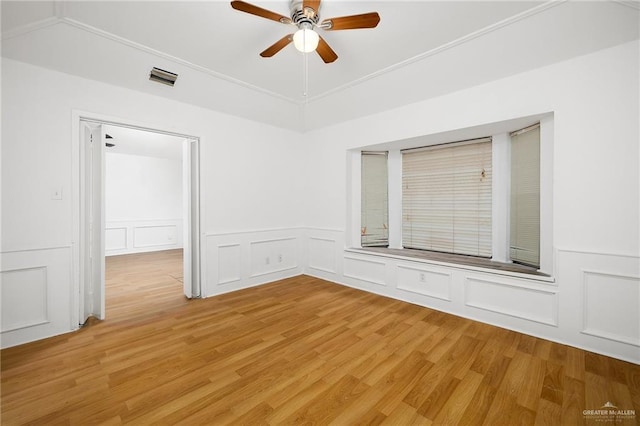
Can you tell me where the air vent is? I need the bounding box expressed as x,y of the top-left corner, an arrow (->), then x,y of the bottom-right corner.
149,67 -> 178,86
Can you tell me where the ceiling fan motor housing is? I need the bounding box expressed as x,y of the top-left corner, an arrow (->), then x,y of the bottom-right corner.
230,0 -> 380,63
290,0 -> 319,28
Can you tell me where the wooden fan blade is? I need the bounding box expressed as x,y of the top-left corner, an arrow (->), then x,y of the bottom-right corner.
321,12 -> 380,30
260,34 -> 293,57
303,0 -> 321,15
316,36 -> 338,63
231,1 -> 292,24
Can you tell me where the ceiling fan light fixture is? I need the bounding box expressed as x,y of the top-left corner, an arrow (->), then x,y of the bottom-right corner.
293,27 -> 319,52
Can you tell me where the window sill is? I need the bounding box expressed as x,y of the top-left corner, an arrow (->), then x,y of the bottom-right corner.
347,247 -> 554,283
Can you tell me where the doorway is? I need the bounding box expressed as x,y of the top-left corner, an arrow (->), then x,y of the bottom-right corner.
76,118 -> 201,325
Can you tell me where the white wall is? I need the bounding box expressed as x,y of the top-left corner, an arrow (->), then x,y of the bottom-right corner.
2,40 -> 639,363
302,40 -> 640,363
105,152 -> 183,255
1,58 -> 306,347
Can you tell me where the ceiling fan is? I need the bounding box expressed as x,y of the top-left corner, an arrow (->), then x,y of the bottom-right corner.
230,0 -> 381,63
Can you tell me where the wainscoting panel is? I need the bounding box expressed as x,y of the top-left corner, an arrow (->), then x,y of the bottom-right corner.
557,249 -> 640,363
205,229 -> 304,297
397,264 -> 452,301
218,244 -> 241,286
582,270 -> 639,346
308,237 -> 337,274
1,267 -> 48,332
105,227 -> 127,251
0,247 -> 73,349
250,237 -> 298,278
106,219 -> 183,256
465,277 -> 558,326
134,225 -> 177,248
344,255 -> 387,286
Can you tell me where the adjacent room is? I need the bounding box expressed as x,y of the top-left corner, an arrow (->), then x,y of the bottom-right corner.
1,0 -> 639,424
102,125 -> 188,321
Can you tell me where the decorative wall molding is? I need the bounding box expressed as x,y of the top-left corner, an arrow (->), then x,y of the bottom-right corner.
306,0 -> 567,103
106,219 -> 183,256
555,249 -> 640,363
133,225 -> 178,248
581,270 -> 640,347
217,244 -> 242,285
464,276 -> 558,326
344,255 -> 387,286
250,237 -> 298,278
308,236 -> 337,274
0,267 -> 49,332
0,247 -> 72,349
105,227 -> 127,251
1,0 -> 576,109
557,247 -> 640,259
0,16 -> 299,105
205,229 -> 304,297
206,227 -> 307,237
397,264 -> 452,301
344,248 -> 555,284
0,245 -> 73,255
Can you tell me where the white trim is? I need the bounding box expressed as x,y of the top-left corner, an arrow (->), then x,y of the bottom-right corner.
250,237 -> 298,245
464,276 -> 559,327
1,1 -> 568,108
206,227 -> 307,237
306,0 -> 567,103
0,17 -> 59,41
343,255 -> 387,286
0,266 -> 50,332
580,329 -> 640,347
581,269 -> 640,347
308,236 -> 336,243
2,16 -> 301,105
1,245 -> 72,254
612,0 -> 640,11
557,248 -> 640,259
307,265 -> 337,274
306,227 -> 344,233
344,248 -> 555,283
218,243 -> 242,249
249,266 -> 299,279
396,264 -> 452,301
71,110 -> 204,326
308,236 -> 337,274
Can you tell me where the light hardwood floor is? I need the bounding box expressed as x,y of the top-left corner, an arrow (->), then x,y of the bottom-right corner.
1,249 -> 639,425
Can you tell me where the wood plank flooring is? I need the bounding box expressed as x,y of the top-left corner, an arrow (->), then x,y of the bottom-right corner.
2,249 -> 639,425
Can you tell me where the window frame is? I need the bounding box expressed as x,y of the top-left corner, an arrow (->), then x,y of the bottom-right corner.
361,151 -> 389,248
347,113 -> 554,277
401,137 -> 493,258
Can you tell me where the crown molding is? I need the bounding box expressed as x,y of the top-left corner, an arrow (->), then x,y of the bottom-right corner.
5,0 -> 627,112
62,17 -> 303,105
305,0 -> 568,104
1,15 -> 303,106
611,0 -> 640,10
0,17 -> 60,41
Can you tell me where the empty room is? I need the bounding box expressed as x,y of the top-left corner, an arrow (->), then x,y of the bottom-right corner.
1,0 -> 639,424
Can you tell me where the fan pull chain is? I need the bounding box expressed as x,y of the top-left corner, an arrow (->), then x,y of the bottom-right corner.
302,37 -> 309,100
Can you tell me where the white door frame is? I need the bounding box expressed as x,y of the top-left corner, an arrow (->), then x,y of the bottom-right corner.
79,122 -> 106,321
71,111 -> 203,327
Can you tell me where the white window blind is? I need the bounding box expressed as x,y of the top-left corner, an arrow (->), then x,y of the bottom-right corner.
361,152 -> 389,247
402,139 -> 492,257
510,125 -> 540,267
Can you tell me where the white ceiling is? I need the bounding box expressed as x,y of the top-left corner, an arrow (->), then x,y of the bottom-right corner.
2,1 -> 639,132
103,124 -> 185,160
